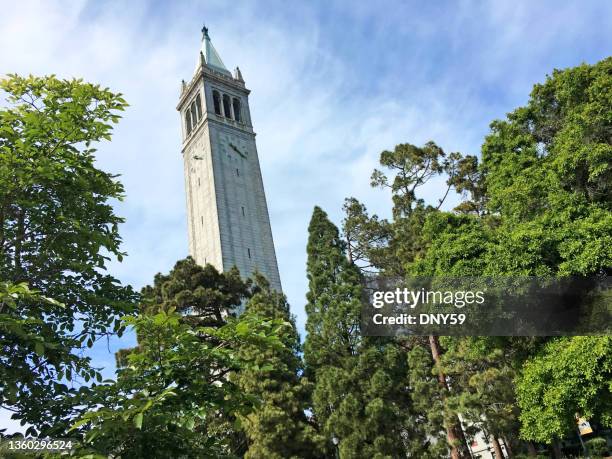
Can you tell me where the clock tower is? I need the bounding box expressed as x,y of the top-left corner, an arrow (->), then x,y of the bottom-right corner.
177,26 -> 282,291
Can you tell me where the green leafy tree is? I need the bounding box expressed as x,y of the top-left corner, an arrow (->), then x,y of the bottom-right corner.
441,337 -> 521,458
235,274 -> 324,458
0,74 -> 135,433
303,207 -> 362,373
71,308 -> 286,458
479,57 -> 612,455
116,257 -> 252,454
406,342 -> 450,458
139,256 -> 249,327
342,197 -> 391,272
480,58 -> 611,276
70,258 -> 293,458
516,336 -> 612,444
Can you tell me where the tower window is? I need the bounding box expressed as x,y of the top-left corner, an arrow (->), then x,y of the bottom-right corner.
195,93 -> 202,119
201,216 -> 204,226
222,94 -> 232,119
185,109 -> 192,135
190,101 -> 198,128
247,248 -> 251,259
198,177 -> 200,187
232,98 -> 241,122
241,206 -> 245,216
213,90 -> 221,115
236,168 -> 240,177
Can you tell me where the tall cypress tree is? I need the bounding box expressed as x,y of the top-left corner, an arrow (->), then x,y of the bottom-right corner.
304,207 -> 362,373
236,274 -> 324,458
304,207 -> 414,458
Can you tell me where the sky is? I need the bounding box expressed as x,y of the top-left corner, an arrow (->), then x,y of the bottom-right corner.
0,0 -> 611,430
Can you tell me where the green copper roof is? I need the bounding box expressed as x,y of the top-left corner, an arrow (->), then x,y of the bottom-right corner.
199,26 -> 231,76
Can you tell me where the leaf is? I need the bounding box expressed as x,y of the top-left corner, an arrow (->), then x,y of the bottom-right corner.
236,321 -> 250,336
133,412 -> 143,429
34,342 -> 44,356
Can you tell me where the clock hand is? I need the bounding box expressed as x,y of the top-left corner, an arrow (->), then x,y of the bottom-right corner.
229,143 -> 247,159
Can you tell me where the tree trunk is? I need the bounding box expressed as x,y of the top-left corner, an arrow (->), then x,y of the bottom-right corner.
491,437 -> 505,459
345,233 -> 354,264
14,207 -> 25,281
551,440 -> 563,459
428,335 -> 471,459
526,441 -> 538,457
502,436 -> 514,458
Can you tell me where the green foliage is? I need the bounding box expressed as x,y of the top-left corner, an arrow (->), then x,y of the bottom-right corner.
0,74 -> 136,433
72,259 -> 322,458
516,336 -> 612,443
120,257 -> 252,452
406,343 -> 449,458
236,274 -> 324,458
441,337 -> 521,443
70,308 -> 285,458
585,437 -> 609,457
140,256 -> 249,327
342,197 -> 391,271
304,207 -> 417,458
303,207 -> 362,372
339,57 -> 612,454
481,57 -> 612,275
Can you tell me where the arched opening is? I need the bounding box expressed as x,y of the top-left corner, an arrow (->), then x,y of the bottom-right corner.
185,109 -> 192,135
222,94 -> 232,119
195,93 -> 202,119
232,98 -> 241,122
212,91 -> 221,115
190,101 -> 198,128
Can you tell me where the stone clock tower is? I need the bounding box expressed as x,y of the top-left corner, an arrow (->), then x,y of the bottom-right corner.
177,26 -> 282,291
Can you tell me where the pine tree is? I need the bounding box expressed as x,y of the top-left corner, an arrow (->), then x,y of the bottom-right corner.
369,143 -> 473,458
236,274 -> 324,458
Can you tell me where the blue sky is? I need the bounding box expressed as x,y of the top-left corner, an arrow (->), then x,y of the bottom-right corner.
0,0 -> 611,429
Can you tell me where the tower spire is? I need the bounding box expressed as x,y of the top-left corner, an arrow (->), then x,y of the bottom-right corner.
196,24 -> 231,76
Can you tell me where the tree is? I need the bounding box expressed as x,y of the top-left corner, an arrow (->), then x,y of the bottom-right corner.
0,74 -> 135,433
441,337 -> 521,458
303,207 -> 362,374
304,207 -> 415,458
342,197 -> 391,272
139,256 -> 249,327
369,142 -> 473,459
116,257 -> 252,454
480,58 -> 611,276
406,342 -> 450,458
479,57 -> 612,455
236,274 -> 324,458
70,258 -> 295,458
516,336 -> 612,444
71,308 -> 286,458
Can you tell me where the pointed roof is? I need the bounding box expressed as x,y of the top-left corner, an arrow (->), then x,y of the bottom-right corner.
197,26 -> 232,76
